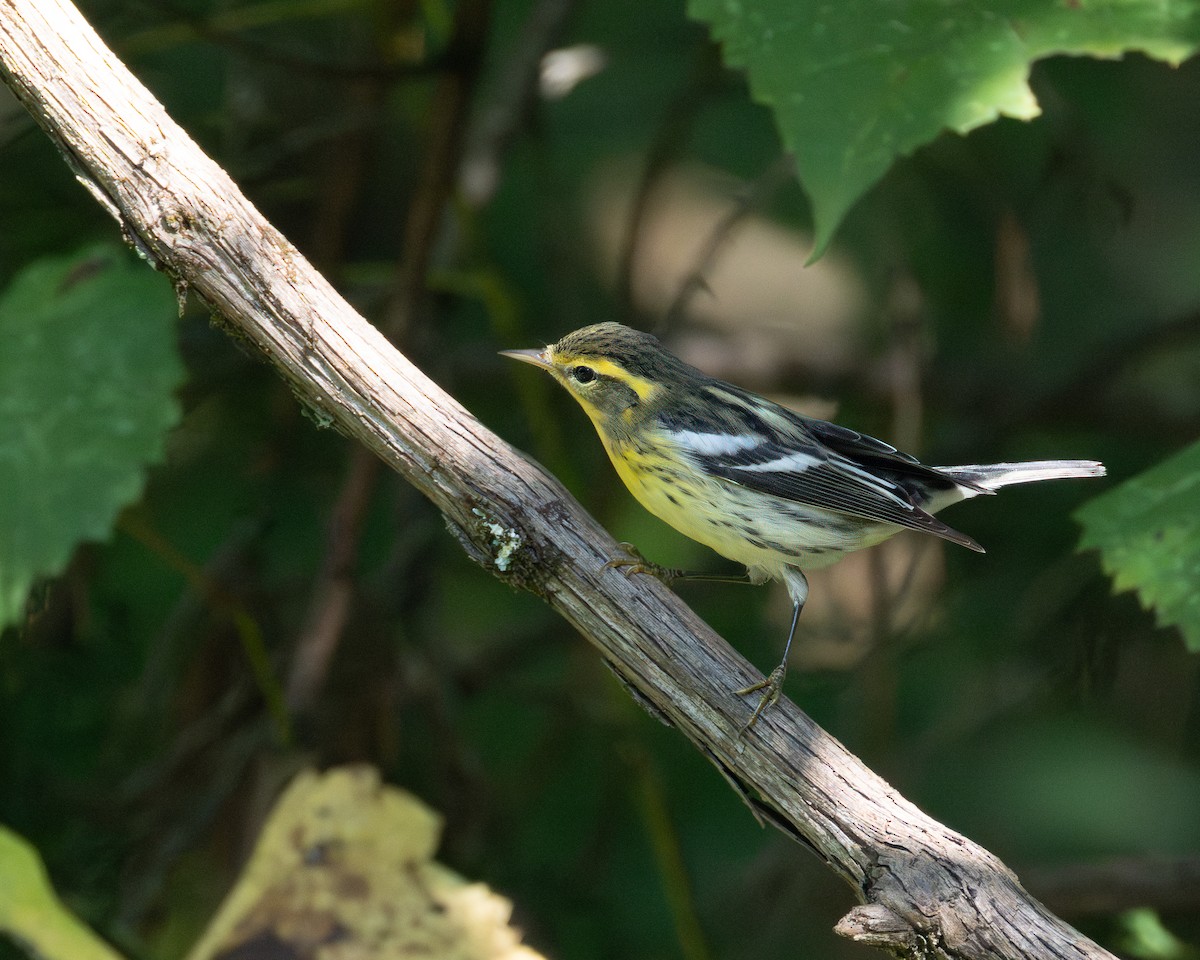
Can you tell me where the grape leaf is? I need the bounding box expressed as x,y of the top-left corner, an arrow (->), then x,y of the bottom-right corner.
688,0 -> 1200,254
0,246 -> 182,629
1077,441 -> 1200,651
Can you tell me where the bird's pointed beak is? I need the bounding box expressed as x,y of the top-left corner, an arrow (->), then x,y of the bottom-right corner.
500,347 -> 554,371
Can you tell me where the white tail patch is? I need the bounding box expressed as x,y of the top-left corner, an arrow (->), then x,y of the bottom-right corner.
939,460 -> 1106,495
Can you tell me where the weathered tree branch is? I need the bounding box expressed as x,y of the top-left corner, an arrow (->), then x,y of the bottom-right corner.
0,3 -> 1118,957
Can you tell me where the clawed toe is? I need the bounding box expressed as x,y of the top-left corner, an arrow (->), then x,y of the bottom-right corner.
604,542 -> 680,584
736,665 -> 786,731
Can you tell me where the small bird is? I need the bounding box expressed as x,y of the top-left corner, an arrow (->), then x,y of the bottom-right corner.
503,322 -> 1104,726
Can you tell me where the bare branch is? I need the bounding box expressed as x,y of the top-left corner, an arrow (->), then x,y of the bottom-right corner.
0,3 -> 1119,957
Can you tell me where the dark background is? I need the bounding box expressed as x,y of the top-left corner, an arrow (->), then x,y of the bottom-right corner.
2,1 -> 1198,958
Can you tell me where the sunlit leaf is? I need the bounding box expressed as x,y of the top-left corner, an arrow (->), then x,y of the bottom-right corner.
688,0 -> 1200,253
0,825 -> 127,960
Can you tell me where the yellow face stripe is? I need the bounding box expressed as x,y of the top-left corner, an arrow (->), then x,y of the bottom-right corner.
551,354 -> 661,403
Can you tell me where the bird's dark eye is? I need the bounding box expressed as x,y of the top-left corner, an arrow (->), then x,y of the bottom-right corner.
572,365 -> 596,384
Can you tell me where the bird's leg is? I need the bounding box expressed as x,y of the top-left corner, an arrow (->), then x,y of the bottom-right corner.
737,569 -> 808,730
605,542 -> 753,586
611,544 -> 806,730
737,599 -> 802,729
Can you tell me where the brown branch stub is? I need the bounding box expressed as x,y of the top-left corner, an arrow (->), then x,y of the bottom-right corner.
837,903 -> 925,954
0,5 -> 1119,959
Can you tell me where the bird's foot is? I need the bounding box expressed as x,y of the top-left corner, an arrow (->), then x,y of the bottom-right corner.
736,665 -> 786,731
604,542 -> 684,585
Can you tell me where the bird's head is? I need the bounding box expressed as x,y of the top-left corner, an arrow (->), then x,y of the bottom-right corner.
502,322 -> 688,428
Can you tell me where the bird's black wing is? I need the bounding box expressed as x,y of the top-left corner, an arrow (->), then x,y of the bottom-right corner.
660,385 -> 984,551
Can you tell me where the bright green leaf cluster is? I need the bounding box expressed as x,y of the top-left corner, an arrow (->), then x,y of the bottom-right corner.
1077,441 -> 1200,651
0,246 -> 183,629
688,0 -> 1200,253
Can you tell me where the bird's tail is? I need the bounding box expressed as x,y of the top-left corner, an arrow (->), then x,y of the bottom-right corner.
939,460 -> 1106,494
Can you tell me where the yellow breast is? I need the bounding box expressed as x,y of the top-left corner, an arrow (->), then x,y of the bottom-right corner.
597,427 -> 891,576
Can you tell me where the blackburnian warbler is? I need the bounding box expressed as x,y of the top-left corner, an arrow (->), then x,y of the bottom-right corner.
503,322 -> 1104,726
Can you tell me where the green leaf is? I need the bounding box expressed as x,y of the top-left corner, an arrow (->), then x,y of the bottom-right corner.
688,0 -> 1200,254
1077,441 -> 1200,651
0,825 -> 128,960
1117,908 -> 1196,960
0,246 -> 182,629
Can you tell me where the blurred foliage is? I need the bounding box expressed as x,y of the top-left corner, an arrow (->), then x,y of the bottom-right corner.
1119,908 -> 1200,960
0,827 -> 127,960
1,1 -> 1199,959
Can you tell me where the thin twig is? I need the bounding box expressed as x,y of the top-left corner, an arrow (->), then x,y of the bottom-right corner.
127,0 -> 441,81
288,0 -> 491,714
459,0 -> 580,208
381,0 -> 491,337
615,44 -> 723,320
1026,855 -> 1200,917
286,451 -> 381,713
663,154 -> 795,334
